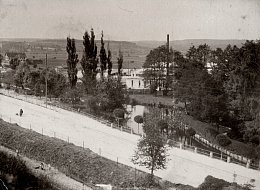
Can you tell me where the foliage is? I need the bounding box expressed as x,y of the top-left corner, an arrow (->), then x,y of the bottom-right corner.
143,45 -> 174,92
60,87 -> 82,104
134,115 -> 143,124
132,110 -> 168,180
132,129 -> 168,178
14,61 -> 30,89
198,175 -> 233,190
172,40 -> 260,144
1,70 -> 15,86
107,43 -> 113,76
66,37 -> 78,88
40,69 -> 67,98
9,58 -> 20,70
117,49 -> 123,75
99,31 -> 107,77
113,108 -> 125,119
94,77 -> 126,112
186,127 -> 196,137
216,134 -> 232,147
81,29 -> 98,94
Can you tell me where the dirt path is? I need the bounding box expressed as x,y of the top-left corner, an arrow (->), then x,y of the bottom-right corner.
0,145 -> 93,190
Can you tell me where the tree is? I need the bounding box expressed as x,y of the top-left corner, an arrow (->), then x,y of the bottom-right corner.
81,29 -> 98,93
9,58 -> 20,70
24,70 -> 41,94
94,77 -> 126,112
117,49 -> 123,75
113,108 -> 125,127
66,37 -> 78,88
132,111 -> 168,180
134,115 -> 143,134
107,42 -> 113,76
99,31 -> 107,77
38,69 -> 67,99
0,54 -> 3,67
143,45 -> 174,93
14,61 -> 30,89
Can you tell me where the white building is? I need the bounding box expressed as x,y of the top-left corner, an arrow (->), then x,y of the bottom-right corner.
123,69 -> 148,90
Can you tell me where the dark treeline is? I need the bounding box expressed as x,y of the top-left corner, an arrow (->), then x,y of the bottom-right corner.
172,40 -> 260,144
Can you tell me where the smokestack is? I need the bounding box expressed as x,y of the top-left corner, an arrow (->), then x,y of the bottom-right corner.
167,34 -> 169,51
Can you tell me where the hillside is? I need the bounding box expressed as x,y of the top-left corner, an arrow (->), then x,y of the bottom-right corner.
134,39 -> 247,53
0,38 -> 249,69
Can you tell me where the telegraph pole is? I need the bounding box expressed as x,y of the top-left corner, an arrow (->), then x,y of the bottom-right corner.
45,53 -> 48,108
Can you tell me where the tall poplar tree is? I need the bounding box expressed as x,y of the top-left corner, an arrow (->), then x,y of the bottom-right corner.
117,49 -> 123,75
66,37 -> 78,88
99,31 -> 107,77
107,42 -> 113,76
81,29 -> 98,93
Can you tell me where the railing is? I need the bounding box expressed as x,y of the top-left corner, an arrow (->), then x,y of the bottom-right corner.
0,88 -> 259,171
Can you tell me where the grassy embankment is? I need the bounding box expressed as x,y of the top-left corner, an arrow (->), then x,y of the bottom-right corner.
0,149 -> 58,190
0,119 -> 177,189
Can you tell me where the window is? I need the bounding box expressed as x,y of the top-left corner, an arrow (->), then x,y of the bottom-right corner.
132,80 -> 133,87
139,80 -> 141,87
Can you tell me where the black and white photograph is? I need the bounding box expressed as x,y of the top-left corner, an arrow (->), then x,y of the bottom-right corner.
0,0 -> 259,189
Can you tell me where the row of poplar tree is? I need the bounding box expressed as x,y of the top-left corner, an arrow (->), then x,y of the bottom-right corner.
66,29 -> 123,91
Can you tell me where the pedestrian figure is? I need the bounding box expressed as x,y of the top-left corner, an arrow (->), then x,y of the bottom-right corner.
19,109 -> 23,117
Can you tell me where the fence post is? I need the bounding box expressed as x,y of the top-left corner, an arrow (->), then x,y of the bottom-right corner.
246,160 -> 251,168
120,126 -> 123,131
111,123 -> 113,128
179,143 -> 183,149
227,156 -> 231,163
210,152 -> 213,158
194,147 -> 197,153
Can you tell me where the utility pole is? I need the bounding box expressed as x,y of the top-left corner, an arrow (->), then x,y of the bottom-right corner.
45,53 -> 48,108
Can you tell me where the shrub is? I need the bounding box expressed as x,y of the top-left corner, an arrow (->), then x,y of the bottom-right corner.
113,108 -> 125,119
216,134 -> 232,147
198,175 -> 230,190
134,115 -> 143,124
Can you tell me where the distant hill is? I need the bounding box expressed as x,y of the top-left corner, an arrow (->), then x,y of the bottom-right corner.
134,39 -> 247,53
0,38 -> 249,69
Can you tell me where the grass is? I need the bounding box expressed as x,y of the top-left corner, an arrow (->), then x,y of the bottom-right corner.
129,94 -> 175,106
0,150 -> 57,190
0,119 -> 176,189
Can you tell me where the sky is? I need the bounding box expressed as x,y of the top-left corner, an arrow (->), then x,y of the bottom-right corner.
0,0 -> 259,41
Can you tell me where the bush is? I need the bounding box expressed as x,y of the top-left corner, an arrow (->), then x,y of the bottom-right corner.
134,115 -> 143,124
198,175 -> 230,190
216,134 -> 232,147
113,108 -> 125,119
